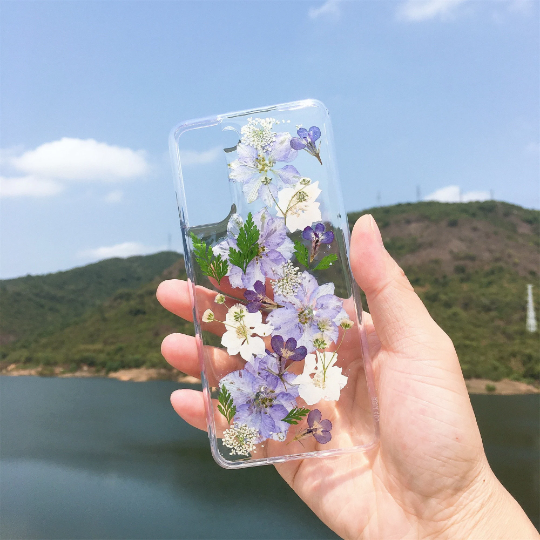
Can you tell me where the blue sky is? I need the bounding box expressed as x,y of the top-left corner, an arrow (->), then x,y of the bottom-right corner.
0,0 -> 538,279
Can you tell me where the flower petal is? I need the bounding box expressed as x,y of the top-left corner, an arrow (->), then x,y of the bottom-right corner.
313,430 -> 332,444
297,128 -> 309,139
290,137 -> 307,150
271,335 -> 284,355
302,226 -> 314,241
308,126 -> 321,142
307,408 -> 322,428
320,231 -> 334,244
276,165 -> 301,185
269,132 -> 297,162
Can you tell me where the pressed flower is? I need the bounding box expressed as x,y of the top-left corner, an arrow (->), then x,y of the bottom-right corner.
222,423 -> 259,456
220,355 -> 298,441
244,280 -> 282,313
295,351 -> 348,405
202,309 -> 215,322
302,222 -> 334,262
292,409 -> 333,444
214,209 -> 294,290
221,304 -> 273,361
312,334 -> 330,350
276,181 -> 322,233
229,122 -> 300,206
271,261 -> 302,297
340,318 -> 354,330
290,126 -> 323,165
267,271 -> 347,352
214,293 -> 226,305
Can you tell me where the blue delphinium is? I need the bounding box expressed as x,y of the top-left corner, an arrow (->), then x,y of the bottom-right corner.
220,355 -> 298,441
290,126 -> 322,165
228,132 -> 301,206
266,271 -> 346,352
213,209 -> 294,290
302,222 -> 334,263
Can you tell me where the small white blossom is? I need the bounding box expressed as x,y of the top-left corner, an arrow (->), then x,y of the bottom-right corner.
276,181 -> 322,233
221,304 -> 273,361
271,261 -> 302,298
214,293 -> 226,305
340,318 -> 354,330
312,333 -> 329,350
295,352 -> 348,405
202,309 -> 215,323
240,117 -> 278,153
300,177 -> 311,186
222,423 -> 259,456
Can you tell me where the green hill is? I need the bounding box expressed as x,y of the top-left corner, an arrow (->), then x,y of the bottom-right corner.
0,251 -> 182,346
1,201 -> 539,382
350,201 -> 539,381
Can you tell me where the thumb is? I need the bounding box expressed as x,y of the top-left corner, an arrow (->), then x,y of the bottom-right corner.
350,214 -> 450,355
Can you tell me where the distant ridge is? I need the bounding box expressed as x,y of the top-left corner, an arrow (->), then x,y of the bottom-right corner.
0,201 -> 538,382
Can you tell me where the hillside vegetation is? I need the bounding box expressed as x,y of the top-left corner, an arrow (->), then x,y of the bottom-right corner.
1,201 -> 538,382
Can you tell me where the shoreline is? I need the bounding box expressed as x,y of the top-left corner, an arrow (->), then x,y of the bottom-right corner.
1,365 -> 539,394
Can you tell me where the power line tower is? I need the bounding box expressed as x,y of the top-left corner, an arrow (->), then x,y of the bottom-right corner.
416,185 -> 421,202
526,284 -> 537,333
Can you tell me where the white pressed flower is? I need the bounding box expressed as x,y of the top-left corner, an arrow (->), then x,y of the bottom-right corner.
312,333 -> 330,350
340,318 -> 354,330
295,352 -> 348,406
214,293 -> 226,305
221,304 -> 273,362
202,309 -> 215,323
222,423 -> 259,456
271,261 -> 302,298
240,117 -> 278,153
300,176 -> 311,186
276,181 -> 322,233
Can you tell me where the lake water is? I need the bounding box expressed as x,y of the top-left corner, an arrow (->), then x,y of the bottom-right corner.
0,376 -> 538,539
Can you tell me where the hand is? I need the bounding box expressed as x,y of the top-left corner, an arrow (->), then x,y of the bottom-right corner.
157,215 -> 538,540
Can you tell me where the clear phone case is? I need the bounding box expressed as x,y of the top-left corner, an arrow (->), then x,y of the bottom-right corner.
169,99 -> 379,468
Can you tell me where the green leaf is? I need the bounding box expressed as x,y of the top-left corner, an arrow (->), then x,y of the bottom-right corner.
282,407 -> 310,425
294,240 -> 310,268
217,385 -> 236,424
314,254 -> 338,271
228,212 -> 260,273
190,233 -> 228,284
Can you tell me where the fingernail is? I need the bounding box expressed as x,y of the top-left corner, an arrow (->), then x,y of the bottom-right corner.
369,215 -> 384,247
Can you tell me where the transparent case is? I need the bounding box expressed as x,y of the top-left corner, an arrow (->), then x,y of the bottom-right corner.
169,99 -> 379,468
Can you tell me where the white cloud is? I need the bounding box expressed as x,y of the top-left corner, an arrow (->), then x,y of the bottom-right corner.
309,0 -> 341,20
397,0 -> 533,21
104,190 -> 124,204
0,175 -> 64,198
179,146 -> 222,166
11,138 -> 149,182
424,185 -> 491,203
77,242 -> 164,261
397,0 -> 468,21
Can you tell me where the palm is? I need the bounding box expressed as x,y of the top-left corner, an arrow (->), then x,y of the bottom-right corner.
157,215 -> 497,540
275,313 -> 485,539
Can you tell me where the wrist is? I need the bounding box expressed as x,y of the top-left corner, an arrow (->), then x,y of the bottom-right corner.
445,463 -> 538,540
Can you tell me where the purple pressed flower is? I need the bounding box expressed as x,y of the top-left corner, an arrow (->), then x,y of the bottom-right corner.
290,126 -> 323,165
302,223 -> 335,262
220,355 -> 298,441
214,209 -> 294,290
266,271 -> 347,352
271,335 -> 308,364
292,409 -> 333,445
244,280 -> 282,313
228,132 -> 301,206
